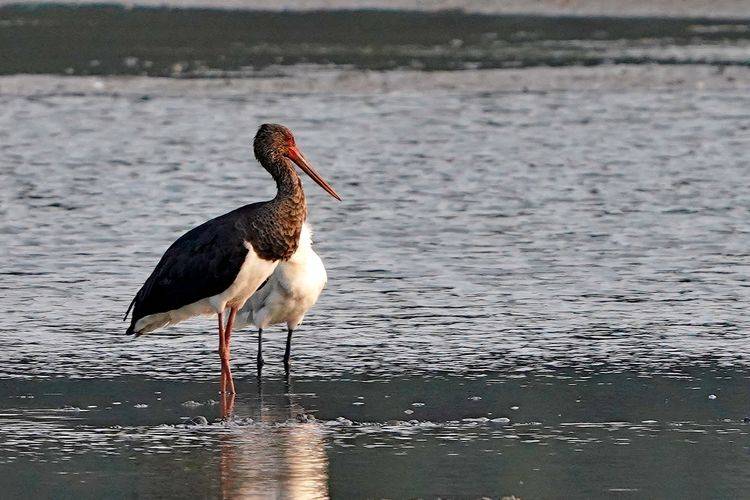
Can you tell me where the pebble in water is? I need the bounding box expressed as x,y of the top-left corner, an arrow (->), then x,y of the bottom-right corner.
187,416 -> 208,426
295,413 -> 316,423
462,417 -> 490,423
491,417 -> 511,425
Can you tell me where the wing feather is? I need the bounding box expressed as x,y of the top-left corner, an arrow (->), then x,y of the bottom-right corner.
125,204 -> 262,334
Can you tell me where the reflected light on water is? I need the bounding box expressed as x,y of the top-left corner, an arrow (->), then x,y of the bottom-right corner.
219,382 -> 329,499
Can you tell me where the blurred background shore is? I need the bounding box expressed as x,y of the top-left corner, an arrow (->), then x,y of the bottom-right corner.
2,0 -> 750,18
1,3 -> 749,78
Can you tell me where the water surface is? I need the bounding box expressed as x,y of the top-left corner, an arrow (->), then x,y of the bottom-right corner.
1,8 -> 750,497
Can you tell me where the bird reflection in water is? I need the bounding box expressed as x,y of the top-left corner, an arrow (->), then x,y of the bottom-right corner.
218,378 -> 329,498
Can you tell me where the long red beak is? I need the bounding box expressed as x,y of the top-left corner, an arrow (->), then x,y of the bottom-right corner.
286,146 -> 342,201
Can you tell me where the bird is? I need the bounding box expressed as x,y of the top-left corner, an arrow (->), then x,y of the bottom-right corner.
123,123 -> 341,395
233,222 -> 327,374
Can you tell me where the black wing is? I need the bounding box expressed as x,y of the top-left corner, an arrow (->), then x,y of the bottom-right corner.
125,204 -> 261,335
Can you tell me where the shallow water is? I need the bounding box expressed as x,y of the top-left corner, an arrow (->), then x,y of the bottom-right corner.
2,372 -> 750,498
3,78 -> 749,378
2,7 -> 750,497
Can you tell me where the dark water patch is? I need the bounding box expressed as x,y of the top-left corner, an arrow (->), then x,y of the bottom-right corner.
2,373 -> 750,497
6,369 -> 750,425
1,4 -> 750,75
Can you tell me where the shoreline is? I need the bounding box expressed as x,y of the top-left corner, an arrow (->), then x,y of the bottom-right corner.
2,0 -> 750,19
2,65 -> 750,96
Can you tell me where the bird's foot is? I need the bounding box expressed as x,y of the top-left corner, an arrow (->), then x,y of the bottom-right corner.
220,392 -> 236,420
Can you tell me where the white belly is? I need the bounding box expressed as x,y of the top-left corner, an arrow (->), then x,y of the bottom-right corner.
133,242 -> 278,335
235,232 -> 327,332
208,242 -> 279,311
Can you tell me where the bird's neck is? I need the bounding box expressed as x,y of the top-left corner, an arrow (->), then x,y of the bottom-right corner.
258,157 -> 308,261
272,160 -> 307,221
272,159 -> 305,204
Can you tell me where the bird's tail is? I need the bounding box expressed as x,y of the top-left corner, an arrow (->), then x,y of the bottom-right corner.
127,314 -> 171,337
123,297 -> 136,321
124,296 -> 138,336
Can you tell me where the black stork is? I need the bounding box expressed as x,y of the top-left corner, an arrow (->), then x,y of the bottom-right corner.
124,124 -> 341,395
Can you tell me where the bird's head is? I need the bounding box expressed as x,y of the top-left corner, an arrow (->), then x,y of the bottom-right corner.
254,123 -> 341,201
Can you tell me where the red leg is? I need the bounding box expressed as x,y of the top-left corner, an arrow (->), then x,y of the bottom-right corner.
218,311 -> 229,394
223,307 -> 239,394
225,307 -> 238,347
